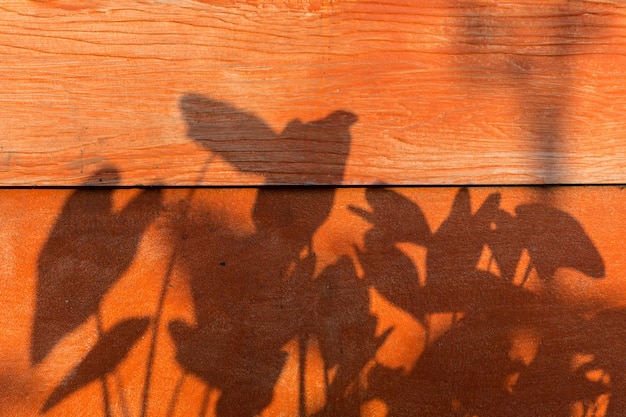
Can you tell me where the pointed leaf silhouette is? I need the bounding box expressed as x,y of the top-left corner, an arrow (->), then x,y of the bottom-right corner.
356,187 -> 431,245
423,190 -> 509,313
310,256 -> 389,414
348,188 -> 429,319
427,189 -> 501,287
312,257 -> 374,368
515,204 -> 605,279
356,244 -> 423,320
42,317 -> 150,413
180,93 -> 277,162
179,94 -> 356,184
486,208 -> 525,282
168,318 -> 289,417
32,171 -> 162,364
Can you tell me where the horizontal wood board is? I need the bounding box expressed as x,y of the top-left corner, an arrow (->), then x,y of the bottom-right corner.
2,1 -> 626,185
3,186 -> 626,416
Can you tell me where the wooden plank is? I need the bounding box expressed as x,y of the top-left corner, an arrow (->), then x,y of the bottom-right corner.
2,1 -> 626,185
3,186 -> 626,416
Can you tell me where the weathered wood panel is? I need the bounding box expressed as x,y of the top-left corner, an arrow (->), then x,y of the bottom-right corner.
3,186 -> 626,416
2,1 -> 626,185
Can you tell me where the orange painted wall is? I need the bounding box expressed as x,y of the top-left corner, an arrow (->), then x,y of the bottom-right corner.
2,186 -> 626,416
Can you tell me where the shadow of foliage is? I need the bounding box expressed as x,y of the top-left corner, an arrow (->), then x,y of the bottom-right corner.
32,169 -> 162,414
32,169 -> 162,365
180,93 -> 356,184
42,317 -> 150,413
31,95 -> 621,417
172,94 -> 612,417
360,187 -> 610,417
171,95 -> 360,416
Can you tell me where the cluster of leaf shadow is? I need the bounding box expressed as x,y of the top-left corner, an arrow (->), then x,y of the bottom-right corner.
31,95 -> 625,417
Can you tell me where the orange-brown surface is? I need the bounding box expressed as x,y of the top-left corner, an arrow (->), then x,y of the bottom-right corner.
2,185 -> 626,416
4,1 -> 626,416
2,1 -> 626,185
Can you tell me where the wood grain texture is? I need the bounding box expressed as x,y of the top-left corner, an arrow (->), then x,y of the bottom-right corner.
2,0 -> 626,185
3,186 -> 626,416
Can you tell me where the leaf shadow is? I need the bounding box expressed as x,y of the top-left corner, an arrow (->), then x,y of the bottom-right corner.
170,94 -> 390,416
32,167 -> 162,365
42,317 -> 150,413
179,93 -> 356,185
362,188 -> 609,417
173,95 -> 611,417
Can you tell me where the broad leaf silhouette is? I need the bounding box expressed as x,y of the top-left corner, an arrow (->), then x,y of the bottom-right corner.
32,171 -> 162,364
168,319 -> 289,417
351,188 -> 430,319
42,317 -> 150,413
424,188 -> 501,312
353,187 -> 431,246
311,256 -> 377,374
427,189 -> 500,282
515,204 -> 605,279
309,256 -> 390,417
180,93 -> 356,184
